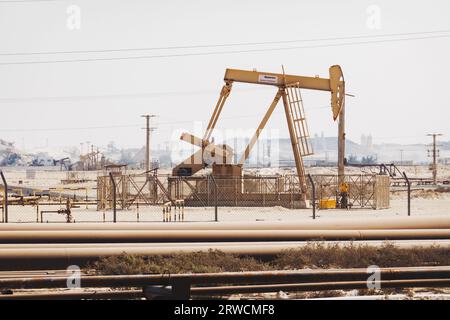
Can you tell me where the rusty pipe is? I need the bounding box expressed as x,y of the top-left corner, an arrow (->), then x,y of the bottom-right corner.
2,279 -> 449,299
190,278 -> 450,296
1,266 -> 450,289
0,290 -> 143,300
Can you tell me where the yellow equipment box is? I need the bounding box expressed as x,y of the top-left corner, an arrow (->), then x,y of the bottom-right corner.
319,198 -> 336,209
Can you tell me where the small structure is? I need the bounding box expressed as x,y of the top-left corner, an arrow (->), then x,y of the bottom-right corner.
97,164 -> 128,210
96,165 -> 173,211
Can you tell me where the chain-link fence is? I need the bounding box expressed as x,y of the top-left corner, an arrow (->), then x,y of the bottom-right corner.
1,169 -> 390,223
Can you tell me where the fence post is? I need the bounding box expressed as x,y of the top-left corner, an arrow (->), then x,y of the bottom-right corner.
109,172 -> 117,223
214,178 -> 218,222
402,172 -> 411,216
0,171 -> 8,223
307,174 -> 316,220
210,175 -> 218,222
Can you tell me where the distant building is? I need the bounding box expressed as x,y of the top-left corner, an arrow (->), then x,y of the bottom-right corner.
393,160 -> 414,166
360,133 -> 373,149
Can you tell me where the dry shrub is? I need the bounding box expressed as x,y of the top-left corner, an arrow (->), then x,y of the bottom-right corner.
273,242 -> 450,269
411,189 -> 441,199
91,250 -> 270,275
91,243 -> 450,275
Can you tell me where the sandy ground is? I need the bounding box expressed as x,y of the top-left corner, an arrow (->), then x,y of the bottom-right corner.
2,195 -> 449,223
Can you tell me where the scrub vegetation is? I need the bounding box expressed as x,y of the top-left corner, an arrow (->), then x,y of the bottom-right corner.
91,242 -> 450,275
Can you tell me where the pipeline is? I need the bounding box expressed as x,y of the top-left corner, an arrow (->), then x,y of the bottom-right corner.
1,266 -> 450,289
0,229 -> 450,244
0,290 -> 143,300
190,278 -> 450,296
2,279 -> 450,299
1,239 -> 449,249
0,215 -> 449,231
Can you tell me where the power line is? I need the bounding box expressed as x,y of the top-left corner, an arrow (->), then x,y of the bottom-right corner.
1,29 -> 449,56
1,33 -> 450,66
0,87 -> 268,103
0,87 -> 338,104
0,0 -> 61,4
0,0 -> 62,3
371,135 -> 426,140
0,107 -> 331,133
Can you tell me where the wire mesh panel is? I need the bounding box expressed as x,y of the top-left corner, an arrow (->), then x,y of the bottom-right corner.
0,169 -> 388,223
306,174 -> 380,209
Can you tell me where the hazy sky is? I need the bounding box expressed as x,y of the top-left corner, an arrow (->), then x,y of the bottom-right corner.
0,0 -> 449,152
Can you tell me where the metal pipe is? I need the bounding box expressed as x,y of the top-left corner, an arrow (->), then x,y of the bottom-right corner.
0,215 -> 449,231
0,239 -> 449,250
1,266 -> 450,289
109,172 -> 117,223
2,279 -> 449,300
0,229 -> 450,244
403,171 -> 411,216
211,175 -> 218,222
0,171 -> 8,223
190,278 -> 450,296
0,289 -> 143,300
308,174 -> 315,220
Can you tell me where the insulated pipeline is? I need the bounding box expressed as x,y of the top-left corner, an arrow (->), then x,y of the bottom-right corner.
2,266 -> 450,289
1,239 -> 449,249
0,215 -> 449,231
0,229 -> 450,243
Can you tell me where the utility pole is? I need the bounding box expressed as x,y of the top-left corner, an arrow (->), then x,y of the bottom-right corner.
141,115 -> 156,172
399,149 -> 404,165
85,141 -> 90,170
427,133 -> 442,185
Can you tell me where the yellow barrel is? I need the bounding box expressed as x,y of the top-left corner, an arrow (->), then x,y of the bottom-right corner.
319,198 -> 336,209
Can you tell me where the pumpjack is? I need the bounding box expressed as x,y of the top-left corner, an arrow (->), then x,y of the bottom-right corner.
172,66 -> 345,200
